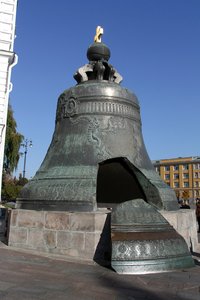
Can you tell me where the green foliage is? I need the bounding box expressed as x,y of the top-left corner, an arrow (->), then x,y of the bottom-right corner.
1,173 -> 28,201
2,182 -> 22,200
4,104 -> 24,174
18,173 -> 28,186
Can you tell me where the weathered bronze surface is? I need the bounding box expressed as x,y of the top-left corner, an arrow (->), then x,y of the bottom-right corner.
17,32 -> 178,212
111,199 -> 194,274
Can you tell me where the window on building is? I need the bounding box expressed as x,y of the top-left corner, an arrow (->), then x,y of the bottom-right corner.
183,182 -> 189,188
173,165 -> 179,171
165,174 -> 170,180
183,173 -> 189,179
174,182 -> 179,188
194,163 -> 200,170
194,190 -> 200,197
194,172 -> 198,178
174,174 -> 179,179
164,166 -> 170,171
183,164 -> 189,170
194,182 -> 200,188
155,167 -> 160,173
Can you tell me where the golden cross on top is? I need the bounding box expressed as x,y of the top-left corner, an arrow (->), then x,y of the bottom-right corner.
94,26 -> 104,43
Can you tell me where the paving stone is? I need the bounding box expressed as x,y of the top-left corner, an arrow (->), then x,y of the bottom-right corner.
2,234 -> 200,300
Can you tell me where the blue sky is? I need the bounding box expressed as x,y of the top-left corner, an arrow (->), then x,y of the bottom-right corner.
11,0 -> 200,178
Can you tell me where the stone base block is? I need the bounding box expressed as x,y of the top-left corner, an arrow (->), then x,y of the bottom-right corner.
8,209 -> 111,263
161,209 -> 200,253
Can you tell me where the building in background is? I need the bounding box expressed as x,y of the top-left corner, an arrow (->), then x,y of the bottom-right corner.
152,156 -> 200,203
0,0 -> 18,200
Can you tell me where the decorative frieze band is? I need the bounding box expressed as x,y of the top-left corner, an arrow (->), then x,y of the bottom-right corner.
61,98 -> 140,121
80,101 -> 134,115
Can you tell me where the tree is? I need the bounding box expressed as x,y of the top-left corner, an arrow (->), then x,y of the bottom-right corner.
1,105 -> 25,202
3,104 -> 24,174
1,173 -> 28,201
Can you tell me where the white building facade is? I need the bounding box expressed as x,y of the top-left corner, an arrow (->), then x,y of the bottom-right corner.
0,0 -> 18,200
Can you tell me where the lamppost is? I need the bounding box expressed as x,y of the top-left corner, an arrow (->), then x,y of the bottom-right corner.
21,139 -> 32,178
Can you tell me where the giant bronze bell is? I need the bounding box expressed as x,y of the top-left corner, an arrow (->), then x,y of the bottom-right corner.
17,27 -> 179,212
16,27 -> 194,273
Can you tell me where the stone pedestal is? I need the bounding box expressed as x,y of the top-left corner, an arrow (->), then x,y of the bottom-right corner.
8,209 -> 111,262
8,208 -> 199,263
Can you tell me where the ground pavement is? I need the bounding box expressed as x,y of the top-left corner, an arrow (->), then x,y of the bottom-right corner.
0,240 -> 200,300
